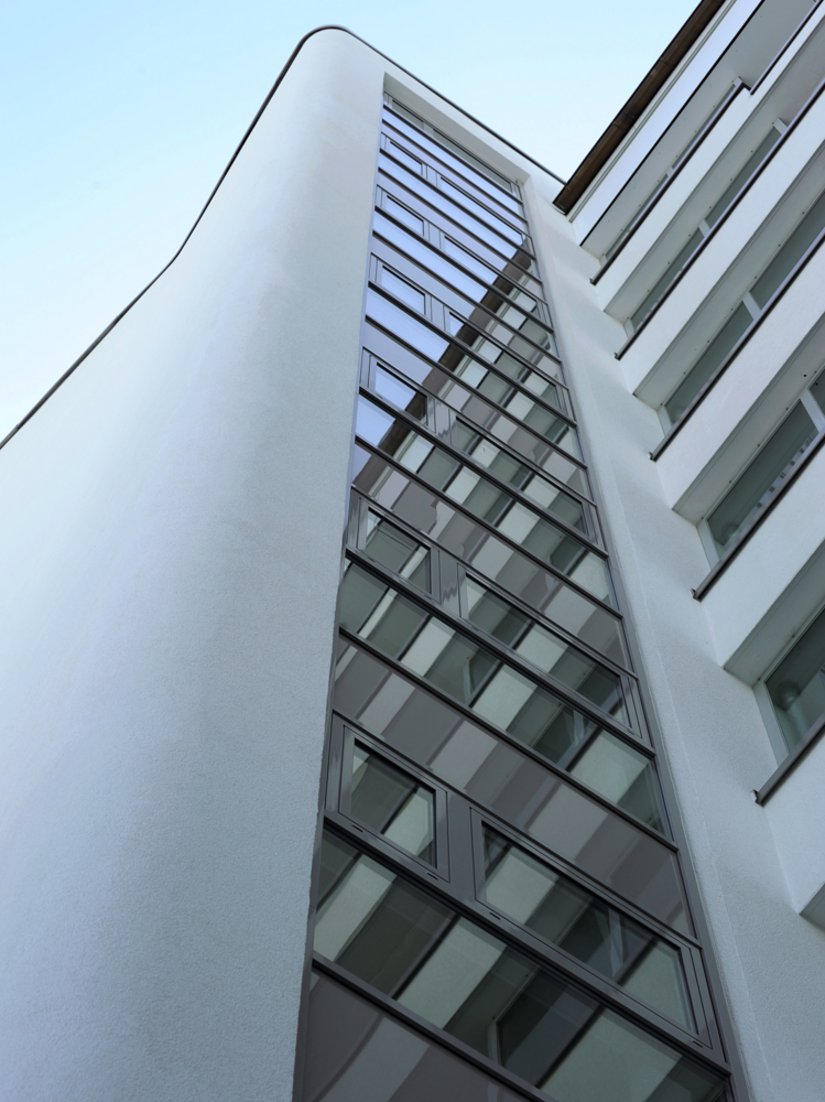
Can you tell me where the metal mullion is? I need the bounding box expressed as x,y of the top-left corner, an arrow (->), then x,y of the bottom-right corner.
366,284 -> 572,424
353,437 -> 618,618
339,714 -> 685,949
372,214 -> 550,333
350,491 -> 628,682
378,150 -> 531,252
360,362 -> 597,519
381,111 -> 524,213
382,103 -> 519,202
358,389 -> 605,557
376,158 -> 536,266
345,550 -> 645,755
376,168 -> 539,280
311,957 -> 550,1102
457,559 -> 637,685
373,235 -> 558,359
383,123 -> 526,225
335,630 -> 678,857
361,326 -> 586,472
318,817 -> 720,1070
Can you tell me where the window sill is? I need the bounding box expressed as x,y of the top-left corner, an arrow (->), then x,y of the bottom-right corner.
691,431 -> 825,600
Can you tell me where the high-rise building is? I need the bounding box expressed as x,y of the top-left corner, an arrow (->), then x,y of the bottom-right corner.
1,2 -> 823,1101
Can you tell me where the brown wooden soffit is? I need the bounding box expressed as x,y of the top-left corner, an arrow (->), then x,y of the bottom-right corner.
553,0 -> 728,214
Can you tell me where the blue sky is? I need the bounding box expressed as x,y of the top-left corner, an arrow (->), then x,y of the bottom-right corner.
1,1 -> 697,436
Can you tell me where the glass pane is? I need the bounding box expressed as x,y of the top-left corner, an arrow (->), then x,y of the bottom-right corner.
365,331 -> 586,487
354,398 -> 610,603
373,365 -> 429,422
383,105 -> 516,197
381,268 -> 427,313
351,450 -> 625,660
363,510 -> 430,591
333,643 -> 689,931
338,568 -> 659,835
378,155 -> 525,253
465,577 -> 630,726
302,969 -> 530,1101
385,194 -> 425,234
766,606 -> 825,753
664,302 -> 751,423
314,833 -> 724,1102
347,743 -> 436,865
480,826 -> 693,1028
707,402 -> 817,553
571,731 -> 663,833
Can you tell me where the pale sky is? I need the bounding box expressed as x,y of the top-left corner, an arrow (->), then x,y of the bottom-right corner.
1,0 -> 698,437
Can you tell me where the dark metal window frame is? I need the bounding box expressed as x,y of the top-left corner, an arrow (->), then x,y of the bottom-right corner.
312,818 -> 731,1075
341,550 -> 641,754
366,282 -> 570,422
348,490 -> 633,679
323,718 -> 721,1051
373,193 -> 550,322
360,349 -> 594,509
357,377 -> 600,548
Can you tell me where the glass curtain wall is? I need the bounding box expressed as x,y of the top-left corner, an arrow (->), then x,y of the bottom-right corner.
298,98 -> 734,1102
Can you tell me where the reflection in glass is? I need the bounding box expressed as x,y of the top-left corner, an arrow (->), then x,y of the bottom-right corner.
355,395 -> 610,603
464,577 -> 630,725
363,510 -> 430,591
314,833 -> 723,1102
379,153 -> 525,253
383,105 -> 516,199
346,743 -> 436,865
480,826 -> 692,1028
364,324 -> 583,468
303,969 -> 530,1101
766,606 -> 825,753
333,645 -> 688,930
351,446 -> 624,658
338,564 -> 660,830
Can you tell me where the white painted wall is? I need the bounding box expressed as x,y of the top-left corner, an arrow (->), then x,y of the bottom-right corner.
0,29 -> 383,1102
529,173 -> 825,1102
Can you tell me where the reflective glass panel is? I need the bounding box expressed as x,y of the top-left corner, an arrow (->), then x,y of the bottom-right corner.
378,154 -> 526,251
315,833 -> 724,1102
346,743 -> 436,865
355,396 -> 611,603
332,646 -> 689,931
383,106 -> 516,198
363,510 -> 430,591
766,606 -> 825,753
366,346 -> 586,491
480,826 -> 693,1028
367,292 -> 566,418
351,447 -> 625,660
338,565 -> 659,830
303,969 -> 530,1102
464,577 -> 630,725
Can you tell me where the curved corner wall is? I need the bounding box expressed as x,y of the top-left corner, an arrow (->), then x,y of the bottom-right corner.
0,29 -> 380,1101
